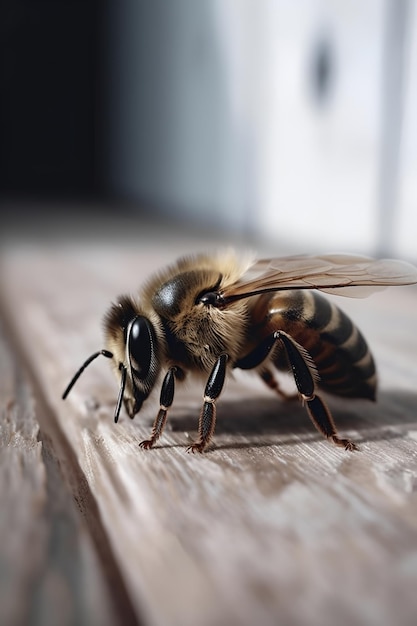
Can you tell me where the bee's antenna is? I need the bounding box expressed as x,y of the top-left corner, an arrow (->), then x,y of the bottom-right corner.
114,363 -> 127,423
62,349 -> 113,400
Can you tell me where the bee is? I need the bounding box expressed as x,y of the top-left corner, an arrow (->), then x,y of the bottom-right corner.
63,251 -> 417,453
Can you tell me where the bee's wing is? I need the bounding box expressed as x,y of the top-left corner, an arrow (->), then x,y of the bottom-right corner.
222,254 -> 417,301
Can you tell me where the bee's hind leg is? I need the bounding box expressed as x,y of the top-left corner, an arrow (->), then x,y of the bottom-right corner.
236,330 -> 357,451
275,331 -> 358,451
260,368 -> 298,401
304,394 -> 358,451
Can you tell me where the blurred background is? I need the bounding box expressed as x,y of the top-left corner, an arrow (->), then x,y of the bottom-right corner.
0,0 -> 416,259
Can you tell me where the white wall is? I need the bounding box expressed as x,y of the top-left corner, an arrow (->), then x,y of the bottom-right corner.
394,2 -> 417,259
250,1 -> 383,253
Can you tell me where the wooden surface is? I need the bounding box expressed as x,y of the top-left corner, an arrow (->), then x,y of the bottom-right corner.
1,218 -> 417,626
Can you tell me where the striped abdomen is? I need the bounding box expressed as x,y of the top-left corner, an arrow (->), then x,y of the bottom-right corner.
248,290 -> 377,400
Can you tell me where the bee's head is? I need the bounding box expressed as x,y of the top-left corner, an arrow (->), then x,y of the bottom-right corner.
104,296 -> 161,420
63,296 -> 161,422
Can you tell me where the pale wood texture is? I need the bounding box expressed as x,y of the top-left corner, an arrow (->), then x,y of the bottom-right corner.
0,322 -> 121,626
1,219 -> 417,626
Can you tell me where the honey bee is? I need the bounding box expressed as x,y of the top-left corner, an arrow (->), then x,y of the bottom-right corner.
63,251 -> 417,452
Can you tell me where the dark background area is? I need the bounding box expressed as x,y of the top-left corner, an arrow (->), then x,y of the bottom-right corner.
0,0 -> 102,200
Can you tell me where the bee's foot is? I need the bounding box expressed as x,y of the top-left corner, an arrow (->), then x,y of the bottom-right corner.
331,435 -> 359,452
139,439 -> 154,450
186,442 -> 206,454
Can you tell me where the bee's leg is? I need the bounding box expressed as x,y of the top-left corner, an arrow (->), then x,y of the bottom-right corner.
139,367 -> 178,450
260,368 -> 298,402
234,332 -> 297,400
275,331 -> 358,451
304,395 -> 358,451
187,354 -> 228,453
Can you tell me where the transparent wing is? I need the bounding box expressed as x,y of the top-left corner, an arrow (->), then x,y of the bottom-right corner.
222,254 -> 417,302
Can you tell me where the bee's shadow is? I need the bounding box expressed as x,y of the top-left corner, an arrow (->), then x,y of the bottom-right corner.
168,390 -> 417,445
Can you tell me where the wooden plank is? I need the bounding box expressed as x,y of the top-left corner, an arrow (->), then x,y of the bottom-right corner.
0,318 -> 123,626
1,227 -> 417,626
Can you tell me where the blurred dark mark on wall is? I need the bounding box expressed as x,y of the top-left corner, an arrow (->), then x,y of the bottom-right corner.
309,34 -> 335,107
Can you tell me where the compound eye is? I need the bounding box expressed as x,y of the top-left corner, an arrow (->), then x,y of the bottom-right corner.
128,317 -> 153,379
197,292 -> 224,308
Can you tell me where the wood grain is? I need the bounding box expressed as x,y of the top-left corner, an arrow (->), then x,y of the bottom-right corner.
1,225 -> 417,626
0,318 -> 121,626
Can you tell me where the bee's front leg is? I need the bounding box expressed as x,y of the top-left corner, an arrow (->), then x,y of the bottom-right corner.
187,354 -> 228,453
139,367 -> 178,449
